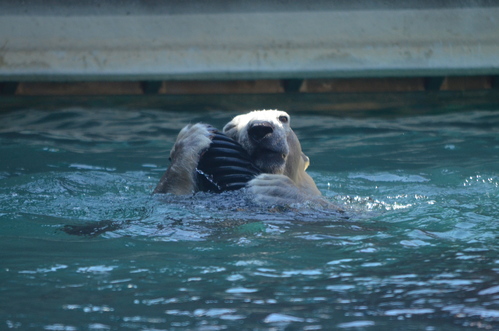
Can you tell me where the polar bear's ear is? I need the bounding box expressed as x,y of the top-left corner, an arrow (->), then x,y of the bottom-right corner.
301,152 -> 310,171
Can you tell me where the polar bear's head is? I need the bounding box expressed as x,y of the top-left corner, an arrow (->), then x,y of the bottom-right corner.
223,110 -> 310,181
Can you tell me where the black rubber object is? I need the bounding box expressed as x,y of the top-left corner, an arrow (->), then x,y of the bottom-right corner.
196,130 -> 261,193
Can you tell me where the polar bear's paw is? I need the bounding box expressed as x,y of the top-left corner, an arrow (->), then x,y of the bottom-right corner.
171,123 -> 215,164
247,173 -> 308,206
154,123 -> 214,195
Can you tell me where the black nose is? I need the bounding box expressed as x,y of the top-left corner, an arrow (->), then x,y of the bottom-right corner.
248,121 -> 274,142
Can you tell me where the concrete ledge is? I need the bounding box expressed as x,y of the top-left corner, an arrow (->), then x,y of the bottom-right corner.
1,1 -> 499,81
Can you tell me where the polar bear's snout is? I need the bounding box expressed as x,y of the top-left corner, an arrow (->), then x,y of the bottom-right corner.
242,120 -> 289,175
248,121 -> 274,142
247,120 -> 288,157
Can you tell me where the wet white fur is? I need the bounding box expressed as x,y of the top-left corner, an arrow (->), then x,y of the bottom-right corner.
155,110 -> 323,206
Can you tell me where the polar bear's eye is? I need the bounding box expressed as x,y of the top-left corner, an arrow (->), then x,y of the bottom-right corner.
278,115 -> 289,124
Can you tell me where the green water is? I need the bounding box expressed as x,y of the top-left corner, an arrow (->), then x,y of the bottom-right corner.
1,108 -> 498,330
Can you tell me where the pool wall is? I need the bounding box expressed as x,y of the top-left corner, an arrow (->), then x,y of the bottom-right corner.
1,1 -> 499,112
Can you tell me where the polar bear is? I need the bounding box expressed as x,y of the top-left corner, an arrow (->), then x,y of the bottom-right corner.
154,110 -> 325,206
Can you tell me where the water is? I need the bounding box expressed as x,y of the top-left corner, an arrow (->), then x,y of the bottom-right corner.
1,107 -> 498,330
